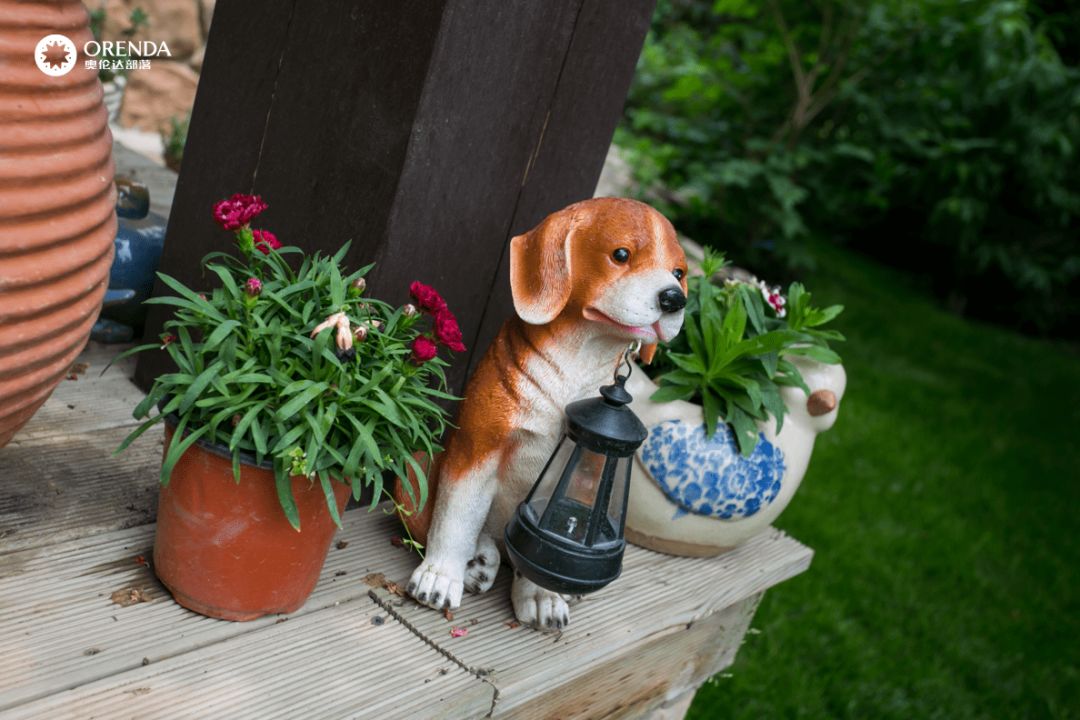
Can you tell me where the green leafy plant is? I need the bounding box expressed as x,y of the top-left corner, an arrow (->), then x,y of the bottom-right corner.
161,113 -> 188,173
113,194 -> 464,534
647,251 -> 844,455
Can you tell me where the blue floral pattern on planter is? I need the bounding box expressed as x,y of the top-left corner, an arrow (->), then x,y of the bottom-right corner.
639,419 -> 785,520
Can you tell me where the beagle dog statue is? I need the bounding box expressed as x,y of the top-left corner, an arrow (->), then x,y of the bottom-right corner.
397,197 -> 687,630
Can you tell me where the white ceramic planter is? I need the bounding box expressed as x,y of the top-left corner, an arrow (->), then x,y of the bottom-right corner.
625,356 -> 846,556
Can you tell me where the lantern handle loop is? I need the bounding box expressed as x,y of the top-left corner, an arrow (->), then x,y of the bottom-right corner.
615,340 -> 641,384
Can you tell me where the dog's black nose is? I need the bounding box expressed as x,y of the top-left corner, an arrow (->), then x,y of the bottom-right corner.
658,287 -> 687,313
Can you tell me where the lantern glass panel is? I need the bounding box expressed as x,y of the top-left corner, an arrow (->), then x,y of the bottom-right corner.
525,437 -> 619,546
523,435 -> 574,517
605,455 -> 632,536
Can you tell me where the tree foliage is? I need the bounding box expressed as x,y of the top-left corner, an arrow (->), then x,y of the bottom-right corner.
617,0 -> 1080,335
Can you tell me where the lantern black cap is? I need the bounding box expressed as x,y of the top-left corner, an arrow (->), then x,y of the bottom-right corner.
564,375 -> 647,457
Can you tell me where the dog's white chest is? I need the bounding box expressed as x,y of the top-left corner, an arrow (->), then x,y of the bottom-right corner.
485,339 -> 625,537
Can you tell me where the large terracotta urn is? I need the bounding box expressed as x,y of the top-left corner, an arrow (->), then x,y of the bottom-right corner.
0,1 -> 116,446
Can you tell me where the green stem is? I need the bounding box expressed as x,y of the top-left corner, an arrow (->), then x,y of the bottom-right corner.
381,486 -> 424,559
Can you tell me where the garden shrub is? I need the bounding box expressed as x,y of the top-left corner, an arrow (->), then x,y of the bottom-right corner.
617,0 -> 1080,335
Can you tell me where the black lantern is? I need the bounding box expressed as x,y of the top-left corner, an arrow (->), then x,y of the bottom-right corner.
504,348 -> 648,595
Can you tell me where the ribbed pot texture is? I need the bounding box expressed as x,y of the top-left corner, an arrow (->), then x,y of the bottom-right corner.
0,1 -> 117,447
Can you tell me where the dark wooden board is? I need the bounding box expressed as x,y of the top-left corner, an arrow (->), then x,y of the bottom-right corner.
470,0 -> 658,377
136,0 -> 296,389
137,0 -> 657,396
365,0 -> 583,394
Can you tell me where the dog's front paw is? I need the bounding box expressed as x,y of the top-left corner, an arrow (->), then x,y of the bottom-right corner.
511,573 -> 570,632
464,534 -> 500,594
407,560 -> 464,610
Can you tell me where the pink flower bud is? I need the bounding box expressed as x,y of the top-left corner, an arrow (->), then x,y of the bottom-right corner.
252,229 -> 281,255
434,308 -> 466,353
245,277 -> 263,296
402,303 -> 418,318
410,335 -> 438,364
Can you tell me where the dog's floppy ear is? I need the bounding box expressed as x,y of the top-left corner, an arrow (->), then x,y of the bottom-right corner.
638,343 -> 658,365
510,210 -> 575,325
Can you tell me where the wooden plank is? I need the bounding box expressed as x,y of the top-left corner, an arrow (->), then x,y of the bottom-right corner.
0,476 -> 808,719
2,586 -> 492,720
502,594 -> 762,720
11,342 -> 142,444
0,424 -> 160,553
370,529 -> 812,717
136,0 -> 657,396
468,0 -> 658,377
0,418 -> 809,720
366,0 -> 582,395
133,0 -> 303,391
0,510 -> 482,715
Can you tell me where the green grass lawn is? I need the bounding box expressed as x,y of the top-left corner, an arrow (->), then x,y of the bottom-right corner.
688,244 -> 1080,719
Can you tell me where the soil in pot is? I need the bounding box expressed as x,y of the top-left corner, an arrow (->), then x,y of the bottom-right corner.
154,423 -> 352,621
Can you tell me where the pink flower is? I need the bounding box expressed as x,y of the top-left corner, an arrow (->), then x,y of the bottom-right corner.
449,626 -> 468,638
433,308 -> 466,352
212,194 -> 268,231
252,229 -> 281,255
410,335 -> 438,364
244,277 -> 262,296
757,281 -> 787,318
409,281 -> 447,315
767,292 -> 786,317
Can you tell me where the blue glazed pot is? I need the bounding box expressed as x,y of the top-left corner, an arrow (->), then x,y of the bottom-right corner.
92,179 -> 166,342
625,356 -> 846,556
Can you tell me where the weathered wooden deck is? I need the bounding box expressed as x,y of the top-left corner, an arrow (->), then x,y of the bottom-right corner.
0,342 -> 811,719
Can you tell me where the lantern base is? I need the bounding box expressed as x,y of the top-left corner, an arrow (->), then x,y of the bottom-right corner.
504,503 -> 624,596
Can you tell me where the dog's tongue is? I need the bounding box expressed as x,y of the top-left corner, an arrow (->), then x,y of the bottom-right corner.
652,320 -> 667,342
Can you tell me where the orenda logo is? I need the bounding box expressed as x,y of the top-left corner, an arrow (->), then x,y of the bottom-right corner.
35,34 -> 77,76
34,34 -> 172,76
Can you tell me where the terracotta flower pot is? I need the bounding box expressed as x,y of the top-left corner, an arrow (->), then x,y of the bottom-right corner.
154,423 -> 352,621
624,356 -> 847,556
0,1 -> 116,447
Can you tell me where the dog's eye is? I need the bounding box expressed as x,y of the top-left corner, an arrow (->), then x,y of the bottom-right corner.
673,269 -> 685,281
612,248 -> 630,264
